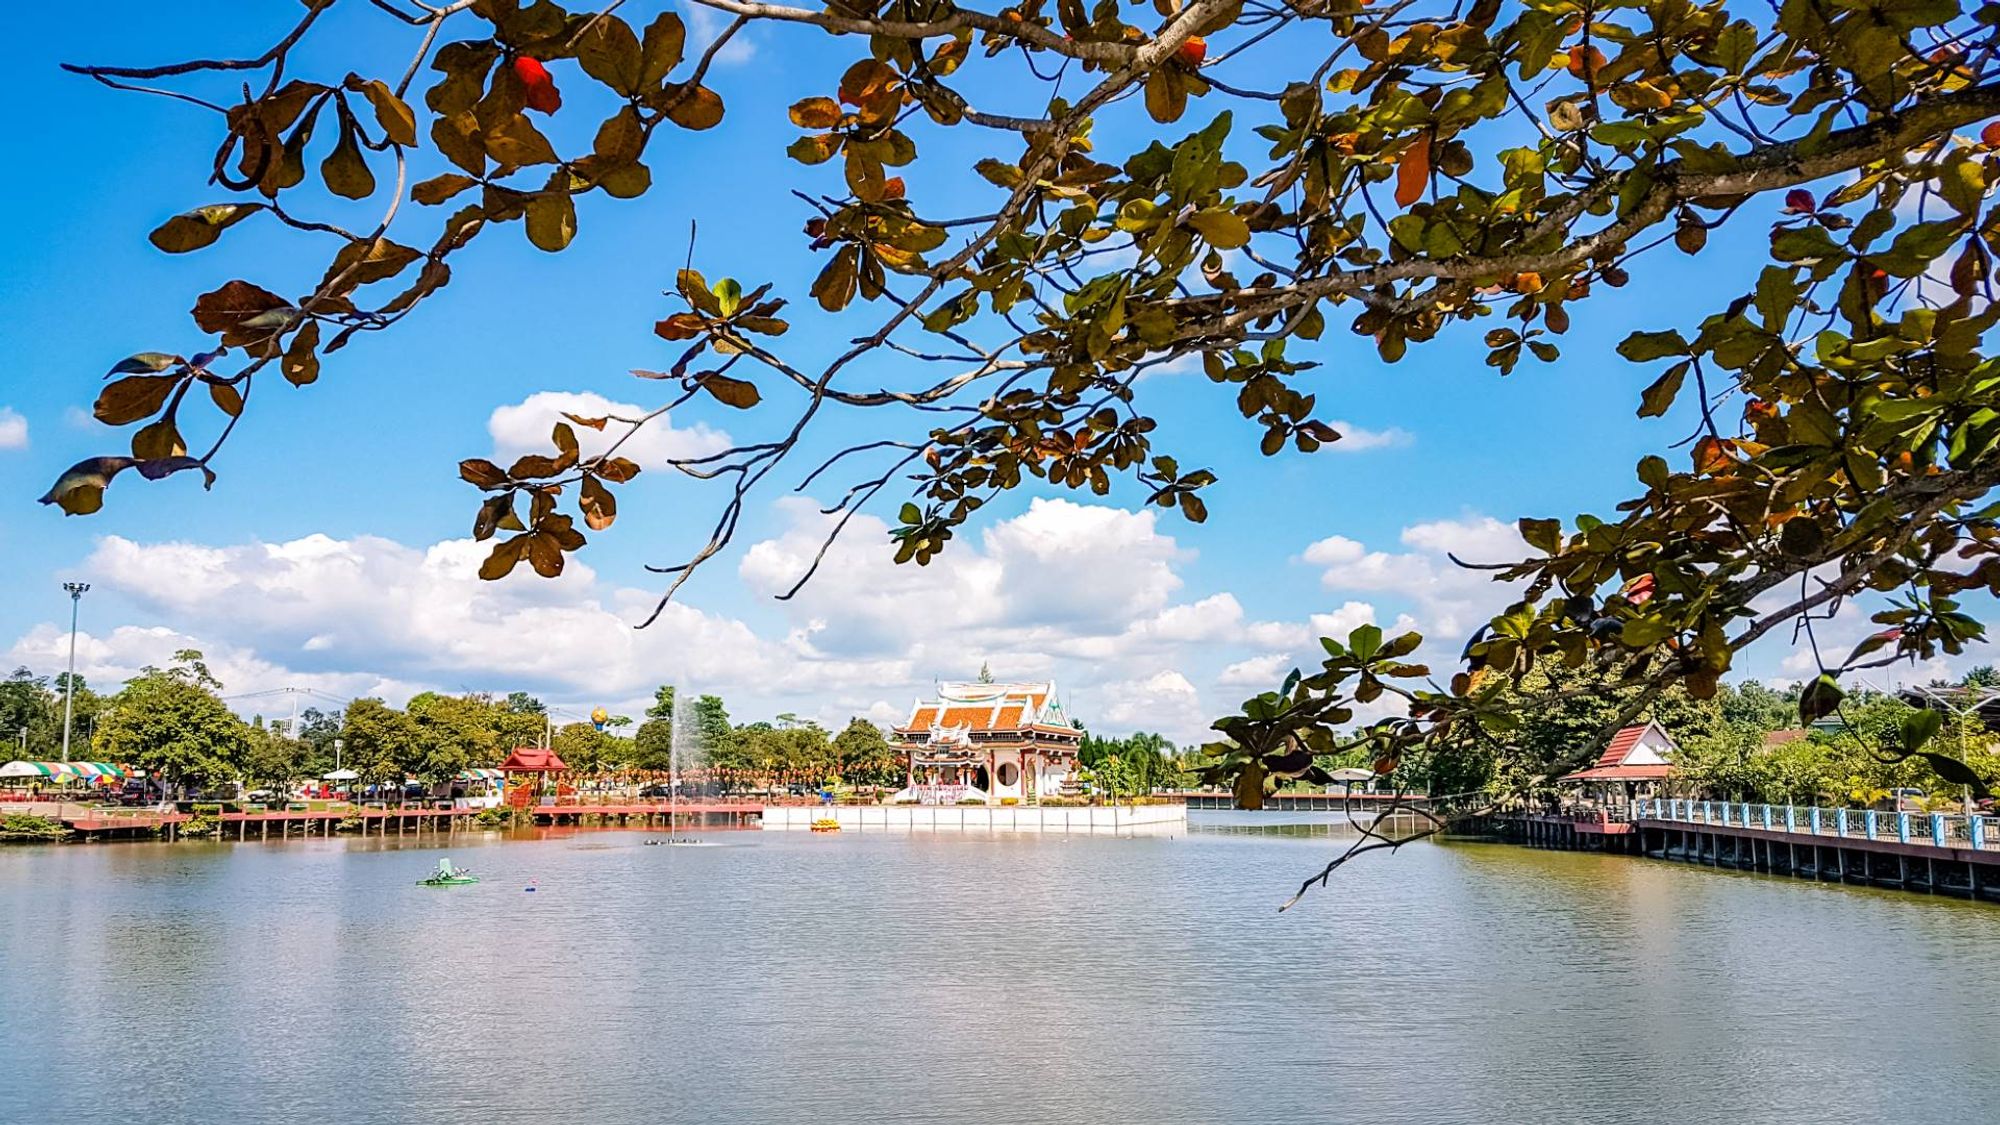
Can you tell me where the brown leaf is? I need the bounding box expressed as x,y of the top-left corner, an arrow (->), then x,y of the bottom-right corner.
662,84 -> 724,130
1394,134 -> 1430,208
790,97 -> 843,129
95,375 -> 182,426
412,173 -> 479,206
347,75 -> 417,146
526,532 -> 565,577
698,372 -> 761,409
563,413 -> 608,431
193,280 -> 290,335
594,106 -> 645,165
207,382 -> 244,418
283,320 -> 321,386
483,113 -> 559,166
574,14 -> 643,96
479,535 -> 529,580
595,457 -> 641,483
149,203 -> 264,254
459,458 -> 510,489
580,475 -> 617,530
131,418 -> 185,461
321,116 -> 376,199
640,12 -> 687,87
39,456 -> 138,516
654,312 -> 708,340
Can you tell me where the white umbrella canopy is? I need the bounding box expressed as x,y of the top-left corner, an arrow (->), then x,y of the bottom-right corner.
1328,768 -> 1377,783
322,769 -> 360,781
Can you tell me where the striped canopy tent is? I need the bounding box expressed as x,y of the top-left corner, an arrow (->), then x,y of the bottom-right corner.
0,761 -> 133,782
456,769 -> 503,782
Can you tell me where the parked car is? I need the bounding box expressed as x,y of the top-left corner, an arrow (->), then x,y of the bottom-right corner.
1888,788 -> 1927,812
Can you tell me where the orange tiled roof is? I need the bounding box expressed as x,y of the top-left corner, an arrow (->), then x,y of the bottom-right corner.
1592,725 -> 1647,769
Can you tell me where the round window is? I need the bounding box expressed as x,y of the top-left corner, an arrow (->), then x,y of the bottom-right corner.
996,762 -> 1020,787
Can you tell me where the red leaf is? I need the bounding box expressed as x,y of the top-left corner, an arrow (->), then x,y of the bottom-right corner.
514,57 -> 562,115
1177,37 -> 1206,68
1984,120 -> 2000,148
1782,188 -> 1816,214
1394,135 -> 1430,208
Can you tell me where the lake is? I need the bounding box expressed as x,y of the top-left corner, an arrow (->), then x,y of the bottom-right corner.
2,811 -> 1997,1124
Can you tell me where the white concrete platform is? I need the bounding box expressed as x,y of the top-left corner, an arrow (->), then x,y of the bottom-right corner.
760,802 -> 1186,836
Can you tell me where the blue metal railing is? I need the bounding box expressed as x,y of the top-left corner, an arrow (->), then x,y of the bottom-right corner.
1632,798 -> 1999,854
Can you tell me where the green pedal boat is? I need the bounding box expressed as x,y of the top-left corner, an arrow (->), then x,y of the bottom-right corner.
417,859 -> 478,887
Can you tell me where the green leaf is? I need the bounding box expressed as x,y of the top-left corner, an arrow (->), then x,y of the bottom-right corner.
1900,709 -> 1943,754
1617,330 -> 1690,362
1798,673 -> 1845,725
1636,360 -> 1689,418
1348,623 -> 1383,661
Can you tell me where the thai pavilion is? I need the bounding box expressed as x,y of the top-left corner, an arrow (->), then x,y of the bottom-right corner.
889,680 -> 1082,804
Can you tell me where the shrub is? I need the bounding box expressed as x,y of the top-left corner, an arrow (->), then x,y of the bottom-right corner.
956,797 -> 987,806
180,810 -> 222,838
999,797 -> 1019,806
0,813 -> 68,842
473,806 -> 513,829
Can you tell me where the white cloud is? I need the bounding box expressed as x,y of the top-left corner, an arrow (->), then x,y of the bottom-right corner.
1325,420 -> 1412,452
488,390 -> 731,469
680,1 -> 757,64
1219,652 -> 1292,686
1089,670 -> 1208,739
0,408 -> 26,450
12,500 -> 1514,748
1302,515 -> 1522,638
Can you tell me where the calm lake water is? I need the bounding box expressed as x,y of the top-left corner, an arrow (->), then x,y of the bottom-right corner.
3,811 -> 1998,1124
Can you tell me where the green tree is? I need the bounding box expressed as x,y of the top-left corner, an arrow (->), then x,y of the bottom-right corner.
241,720 -> 310,796
831,718 -> 899,785
0,669 -> 61,758
93,659 -> 248,796
340,698 -> 418,789
551,721 -> 625,773
407,691 -> 501,784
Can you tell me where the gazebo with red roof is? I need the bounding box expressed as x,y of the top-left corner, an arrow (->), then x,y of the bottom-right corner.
499,747 -> 568,774
890,680 -> 1081,804
1561,721 -> 1677,802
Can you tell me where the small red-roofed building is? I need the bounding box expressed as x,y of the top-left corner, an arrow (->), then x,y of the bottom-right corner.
1561,720 -> 1677,803
890,679 -> 1082,804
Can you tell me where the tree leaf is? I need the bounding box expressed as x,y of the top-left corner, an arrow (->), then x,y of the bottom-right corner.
321,117 -> 376,199
525,189 -> 578,252
639,12 -> 687,88
106,353 -> 182,377
1636,360 -> 1689,417
1394,134 -> 1430,207
149,203 -> 264,253
790,97 -> 843,129
207,381 -> 244,418
1186,209 -> 1251,249
412,173 -> 479,205
1798,673 -> 1845,725
580,475 -> 617,530
574,14 -> 644,96
38,456 -> 139,516
663,84 -> 724,130
95,375 -> 181,425
347,76 -> 417,146
699,372 -> 761,409
459,458 -> 510,489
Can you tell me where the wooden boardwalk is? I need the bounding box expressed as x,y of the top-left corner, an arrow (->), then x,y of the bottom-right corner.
49,799 -> 765,841
1497,800 -> 2000,901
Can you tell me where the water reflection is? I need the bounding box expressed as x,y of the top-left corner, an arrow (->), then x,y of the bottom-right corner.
0,813 -> 1996,1124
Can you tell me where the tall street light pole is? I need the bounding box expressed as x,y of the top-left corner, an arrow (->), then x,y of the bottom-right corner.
60,582 -> 89,762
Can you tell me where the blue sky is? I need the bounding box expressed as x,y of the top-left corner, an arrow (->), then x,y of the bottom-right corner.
0,1 -> 1974,743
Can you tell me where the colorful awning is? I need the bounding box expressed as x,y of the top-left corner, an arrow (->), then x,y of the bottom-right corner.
0,761 -> 132,781
456,769 -> 503,782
